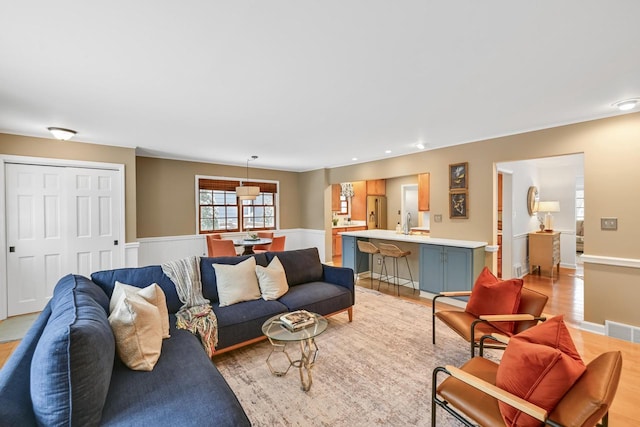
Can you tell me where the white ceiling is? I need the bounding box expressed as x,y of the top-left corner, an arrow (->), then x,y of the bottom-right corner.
1,1 -> 639,172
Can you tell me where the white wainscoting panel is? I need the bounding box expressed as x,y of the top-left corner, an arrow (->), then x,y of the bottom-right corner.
136,229 -> 327,267
511,233 -> 529,277
124,242 -> 139,268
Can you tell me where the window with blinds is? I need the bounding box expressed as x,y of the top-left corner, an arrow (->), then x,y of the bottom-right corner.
198,178 -> 278,234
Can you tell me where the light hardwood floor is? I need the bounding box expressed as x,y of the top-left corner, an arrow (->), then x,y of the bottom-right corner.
1,263 -> 639,425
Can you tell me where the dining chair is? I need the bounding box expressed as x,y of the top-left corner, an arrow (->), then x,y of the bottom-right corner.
252,232 -> 275,252
205,234 -> 222,256
253,235 -> 286,254
268,235 -> 286,252
207,238 -> 237,257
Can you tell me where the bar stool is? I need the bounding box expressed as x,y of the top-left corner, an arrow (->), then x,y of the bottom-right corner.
378,242 -> 416,295
356,240 -> 380,289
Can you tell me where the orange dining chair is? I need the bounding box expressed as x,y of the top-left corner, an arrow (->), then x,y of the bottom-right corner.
268,235 -> 286,251
207,238 -> 237,257
252,232 -> 275,252
205,234 -> 222,256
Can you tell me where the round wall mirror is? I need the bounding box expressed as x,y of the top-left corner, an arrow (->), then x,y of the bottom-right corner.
527,186 -> 539,216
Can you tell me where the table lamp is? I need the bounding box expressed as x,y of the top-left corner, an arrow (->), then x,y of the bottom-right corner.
537,201 -> 560,231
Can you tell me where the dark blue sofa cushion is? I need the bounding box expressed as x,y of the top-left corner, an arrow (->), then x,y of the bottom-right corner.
101,316 -> 250,426
91,265 -> 183,314
278,281 -> 353,315
0,304 -> 51,427
30,274 -> 114,427
200,254 -> 268,303
266,247 -> 323,286
213,298 -> 288,349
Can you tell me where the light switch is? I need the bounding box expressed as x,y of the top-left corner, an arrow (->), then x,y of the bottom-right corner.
601,217 -> 618,230
434,214 -> 442,223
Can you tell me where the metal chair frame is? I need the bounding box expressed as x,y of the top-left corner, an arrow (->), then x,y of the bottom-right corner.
377,243 -> 416,295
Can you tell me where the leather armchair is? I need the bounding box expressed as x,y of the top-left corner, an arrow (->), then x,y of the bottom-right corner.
432,334 -> 623,427
432,287 -> 548,358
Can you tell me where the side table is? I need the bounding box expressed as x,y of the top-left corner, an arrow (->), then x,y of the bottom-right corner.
528,231 -> 560,278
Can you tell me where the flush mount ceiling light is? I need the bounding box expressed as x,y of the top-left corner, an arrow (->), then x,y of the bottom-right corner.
235,155 -> 260,200
47,127 -> 77,140
612,98 -> 640,111
385,150 -> 392,154
416,142 -> 425,150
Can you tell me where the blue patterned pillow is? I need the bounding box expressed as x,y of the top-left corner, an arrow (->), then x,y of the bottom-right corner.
30,274 -> 114,426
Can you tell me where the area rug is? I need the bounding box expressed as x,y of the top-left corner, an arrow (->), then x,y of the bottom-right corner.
215,287 -> 501,426
0,312 -> 39,343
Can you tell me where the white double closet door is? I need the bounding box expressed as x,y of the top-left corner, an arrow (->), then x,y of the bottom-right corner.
5,163 -> 122,316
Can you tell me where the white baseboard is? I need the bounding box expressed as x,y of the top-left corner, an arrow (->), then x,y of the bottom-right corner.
579,321 -> 605,335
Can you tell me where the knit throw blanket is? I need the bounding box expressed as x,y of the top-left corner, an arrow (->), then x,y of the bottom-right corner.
162,256 -> 218,357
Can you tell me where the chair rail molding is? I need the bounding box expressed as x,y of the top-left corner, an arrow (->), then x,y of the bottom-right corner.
581,254 -> 640,269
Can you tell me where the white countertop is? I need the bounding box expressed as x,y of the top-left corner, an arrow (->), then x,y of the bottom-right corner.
332,222 -> 367,229
339,229 -> 487,249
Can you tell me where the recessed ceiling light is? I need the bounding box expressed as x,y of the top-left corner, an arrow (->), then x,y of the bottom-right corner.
352,157 -> 358,161
416,143 -> 425,150
385,150 -> 392,154
47,127 -> 77,140
612,98 -> 640,111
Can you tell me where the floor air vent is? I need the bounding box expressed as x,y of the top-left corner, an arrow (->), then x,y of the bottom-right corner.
605,320 -> 640,343
513,264 -> 522,278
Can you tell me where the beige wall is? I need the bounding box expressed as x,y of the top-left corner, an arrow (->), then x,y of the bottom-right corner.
0,133 -> 137,242
136,156 -> 301,238
2,112 -> 639,327
302,112 -> 640,327
385,175 -> 419,229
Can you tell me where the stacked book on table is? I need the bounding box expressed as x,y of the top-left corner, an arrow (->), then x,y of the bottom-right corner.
279,310 -> 316,331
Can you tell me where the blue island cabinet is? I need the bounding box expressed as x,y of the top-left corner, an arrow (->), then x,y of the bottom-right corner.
419,244 -> 485,294
341,235 -> 369,274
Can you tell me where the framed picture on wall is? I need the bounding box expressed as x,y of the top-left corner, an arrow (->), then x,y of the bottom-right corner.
449,162 -> 468,190
449,191 -> 468,219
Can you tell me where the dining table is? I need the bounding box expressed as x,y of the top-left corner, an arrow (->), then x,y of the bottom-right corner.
232,238 -> 272,255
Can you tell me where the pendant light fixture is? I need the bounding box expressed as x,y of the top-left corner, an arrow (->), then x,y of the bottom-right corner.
236,155 -> 260,200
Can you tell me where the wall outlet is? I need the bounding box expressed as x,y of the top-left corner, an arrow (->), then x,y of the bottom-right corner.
377,258 -> 382,265
434,214 -> 442,223
601,217 -> 618,230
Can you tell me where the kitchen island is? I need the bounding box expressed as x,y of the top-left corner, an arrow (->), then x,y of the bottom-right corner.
340,229 -> 487,298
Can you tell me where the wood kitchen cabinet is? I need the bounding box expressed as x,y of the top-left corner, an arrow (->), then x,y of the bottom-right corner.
366,179 -> 386,195
419,244 -> 485,295
528,231 -> 560,278
332,226 -> 367,257
331,184 -> 341,211
332,228 -> 344,256
418,173 -> 430,211
351,181 -> 367,220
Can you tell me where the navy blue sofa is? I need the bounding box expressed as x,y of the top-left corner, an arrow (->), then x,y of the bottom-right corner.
0,247 -> 354,426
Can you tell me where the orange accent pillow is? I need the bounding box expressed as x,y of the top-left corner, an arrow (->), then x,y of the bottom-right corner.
496,316 -> 586,427
465,267 -> 523,334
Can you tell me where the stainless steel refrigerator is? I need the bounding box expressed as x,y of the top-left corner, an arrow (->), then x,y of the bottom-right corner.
366,195 -> 387,229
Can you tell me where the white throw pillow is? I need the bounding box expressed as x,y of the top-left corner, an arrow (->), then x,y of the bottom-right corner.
111,281 -> 170,339
256,256 -> 289,300
214,257 -> 262,307
108,291 -> 163,371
